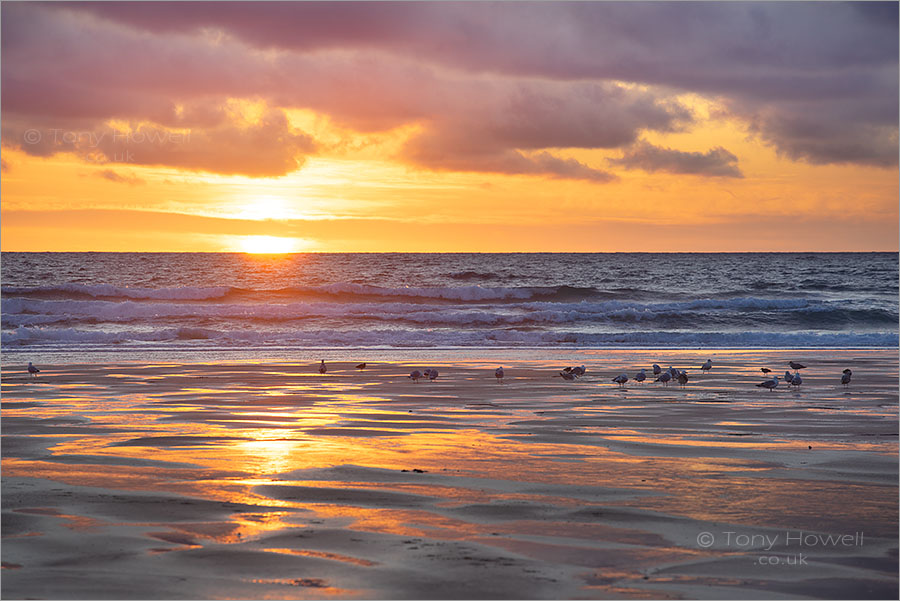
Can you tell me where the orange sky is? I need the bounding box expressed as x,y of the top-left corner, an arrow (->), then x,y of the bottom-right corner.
2,2 -> 897,252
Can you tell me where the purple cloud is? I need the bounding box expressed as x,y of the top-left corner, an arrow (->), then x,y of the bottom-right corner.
2,1 -> 896,177
610,141 -> 743,178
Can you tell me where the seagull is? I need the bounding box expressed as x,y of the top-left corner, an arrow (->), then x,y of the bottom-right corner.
612,373 -> 628,387
495,367 -> 504,384
318,360 -> 327,374
656,372 -> 672,386
840,371 -> 852,387
756,375 -> 779,391
652,364 -> 661,375
634,369 -> 646,384
677,371 -> 689,388
409,370 -> 422,383
790,373 -> 802,389
784,371 -> 794,384
760,367 -> 772,374
789,361 -> 806,371
27,362 -> 40,378
559,371 -> 577,381
355,363 -> 367,370
701,360 -> 712,374
572,365 -> 586,377
427,368 -> 439,381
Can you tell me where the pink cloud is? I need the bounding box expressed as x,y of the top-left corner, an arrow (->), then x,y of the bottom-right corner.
3,1 -> 895,180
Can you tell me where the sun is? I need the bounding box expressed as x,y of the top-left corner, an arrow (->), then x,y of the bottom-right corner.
239,235 -> 299,254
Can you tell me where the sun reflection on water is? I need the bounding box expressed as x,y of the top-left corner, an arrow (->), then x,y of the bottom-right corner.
2,356 -> 897,598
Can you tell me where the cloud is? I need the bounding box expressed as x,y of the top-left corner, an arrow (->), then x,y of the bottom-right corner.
1,4 -> 691,181
404,144 -> 616,183
3,109 -> 317,177
96,169 -> 145,186
610,141 -> 743,178
2,0 -> 896,179
735,97 -> 899,167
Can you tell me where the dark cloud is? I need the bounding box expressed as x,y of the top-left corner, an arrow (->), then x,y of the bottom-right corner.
2,1 -> 897,175
610,141 -> 743,178
404,143 -> 616,183
1,3 -> 691,180
399,80 -> 686,180
735,97 -> 899,167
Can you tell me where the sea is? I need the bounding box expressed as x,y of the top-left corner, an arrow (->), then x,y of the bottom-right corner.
1,252 -> 897,363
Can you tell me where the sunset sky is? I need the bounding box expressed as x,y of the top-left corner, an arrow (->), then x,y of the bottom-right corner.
1,1 -> 897,252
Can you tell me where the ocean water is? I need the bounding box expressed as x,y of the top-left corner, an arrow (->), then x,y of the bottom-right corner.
1,252 -> 897,361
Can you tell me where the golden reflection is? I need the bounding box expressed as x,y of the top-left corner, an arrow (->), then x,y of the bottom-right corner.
15,507 -> 104,531
2,353 -> 897,599
239,578 -> 355,598
263,548 -> 377,567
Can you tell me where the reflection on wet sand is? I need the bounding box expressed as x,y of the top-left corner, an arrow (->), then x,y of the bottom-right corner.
1,352 -> 897,599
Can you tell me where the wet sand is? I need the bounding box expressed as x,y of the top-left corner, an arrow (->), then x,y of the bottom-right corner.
2,350 -> 897,599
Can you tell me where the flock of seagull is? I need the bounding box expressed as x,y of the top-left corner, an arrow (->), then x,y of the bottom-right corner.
25,359 -> 854,390
316,358 -> 851,391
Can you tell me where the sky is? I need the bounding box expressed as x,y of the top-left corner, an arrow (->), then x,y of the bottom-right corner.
1,1 -> 898,252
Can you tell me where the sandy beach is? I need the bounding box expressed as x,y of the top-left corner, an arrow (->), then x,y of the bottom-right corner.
2,349 -> 897,599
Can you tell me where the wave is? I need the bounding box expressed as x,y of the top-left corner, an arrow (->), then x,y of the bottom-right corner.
447,270 -> 506,281
3,297 -> 897,329
3,282 -> 604,303
2,283 -> 232,301
17,281 -> 888,308
3,326 -> 896,348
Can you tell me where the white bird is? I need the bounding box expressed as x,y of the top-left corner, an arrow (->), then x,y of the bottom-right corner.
655,372 -> 672,386
784,371 -> 794,384
652,364 -> 661,375
612,373 -> 628,387
701,359 -> 712,374
756,375 -> 779,391
677,371 -> 689,387
318,360 -> 327,374
789,361 -> 806,372
559,370 -> 577,381
27,362 -> 40,378
427,368 -> 439,381
495,367 -> 504,383
840,371 -> 851,387
571,365 -> 586,377
409,370 -> 422,383
634,369 -> 646,383
791,373 -> 802,389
